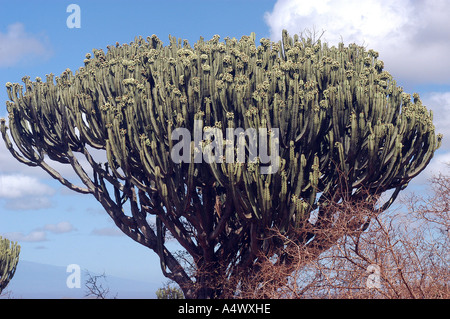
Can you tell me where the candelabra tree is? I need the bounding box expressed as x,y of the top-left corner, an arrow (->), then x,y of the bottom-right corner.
0,237 -> 20,294
1,30 -> 441,298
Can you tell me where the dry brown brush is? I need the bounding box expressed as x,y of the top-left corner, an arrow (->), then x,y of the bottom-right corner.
218,170 -> 449,299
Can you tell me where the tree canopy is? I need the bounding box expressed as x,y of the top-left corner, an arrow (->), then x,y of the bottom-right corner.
1,30 -> 442,298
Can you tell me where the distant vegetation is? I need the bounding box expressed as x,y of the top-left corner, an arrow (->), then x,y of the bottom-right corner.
0,237 -> 20,295
156,282 -> 184,299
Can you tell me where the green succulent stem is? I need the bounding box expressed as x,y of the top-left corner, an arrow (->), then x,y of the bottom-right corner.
0,237 -> 20,294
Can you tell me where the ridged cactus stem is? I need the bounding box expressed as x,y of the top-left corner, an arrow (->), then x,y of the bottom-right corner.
0,237 -> 20,294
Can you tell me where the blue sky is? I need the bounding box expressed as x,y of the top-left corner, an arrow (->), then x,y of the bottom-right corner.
1,0 -> 450,296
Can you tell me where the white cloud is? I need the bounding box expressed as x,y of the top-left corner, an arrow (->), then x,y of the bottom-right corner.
0,174 -> 55,199
2,230 -> 47,242
1,221 -> 76,243
265,0 -> 450,84
0,23 -> 52,68
265,0 -> 412,45
42,221 -> 76,234
91,227 -> 124,237
4,196 -> 53,211
0,174 -> 56,210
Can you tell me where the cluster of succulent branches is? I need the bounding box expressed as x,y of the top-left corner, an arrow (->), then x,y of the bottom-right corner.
1,30 -> 441,298
0,237 -> 20,294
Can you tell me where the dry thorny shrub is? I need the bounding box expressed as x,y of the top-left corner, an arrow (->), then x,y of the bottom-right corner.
223,170 -> 449,299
